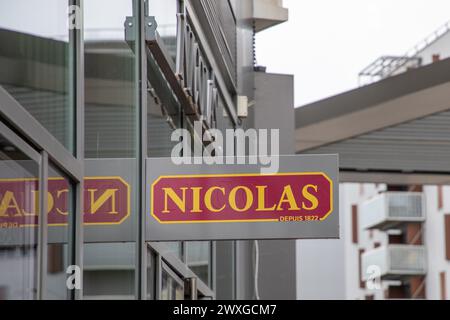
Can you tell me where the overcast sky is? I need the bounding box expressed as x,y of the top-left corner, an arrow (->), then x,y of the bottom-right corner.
256,0 -> 450,107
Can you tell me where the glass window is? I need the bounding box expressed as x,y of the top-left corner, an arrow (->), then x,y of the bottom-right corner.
216,241 -> 235,299
83,0 -> 138,299
0,0 -> 74,152
146,248 -> 156,300
158,242 -> 183,260
84,0 -> 138,159
161,263 -> 184,300
83,243 -> 135,299
186,241 -> 212,286
0,130 -> 39,299
146,0 -> 180,157
148,0 -> 178,60
46,163 -> 73,300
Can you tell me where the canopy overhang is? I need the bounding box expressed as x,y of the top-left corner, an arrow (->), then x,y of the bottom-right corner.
296,58 -> 450,184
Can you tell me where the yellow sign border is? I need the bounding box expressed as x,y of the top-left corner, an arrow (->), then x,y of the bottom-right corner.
150,172 -> 334,224
0,176 -> 131,227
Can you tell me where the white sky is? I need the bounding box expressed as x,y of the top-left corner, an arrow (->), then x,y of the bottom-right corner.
256,0 -> 450,107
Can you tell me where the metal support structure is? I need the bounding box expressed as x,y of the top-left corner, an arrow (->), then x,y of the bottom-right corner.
185,277 -> 198,300
155,253 -> 162,300
125,7 -> 236,133
358,56 -> 422,85
135,0 -> 148,300
148,242 -> 215,299
70,0 -> 85,300
0,87 -> 83,183
37,151 -> 48,300
184,0 -> 239,126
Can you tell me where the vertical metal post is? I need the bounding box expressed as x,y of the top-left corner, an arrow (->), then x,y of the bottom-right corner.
155,254 -> 162,300
185,277 -> 198,300
182,242 -> 187,263
69,0 -> 85,300
211,241 -> 216,294
135,0 -> 148,300
37,151 -> 48,300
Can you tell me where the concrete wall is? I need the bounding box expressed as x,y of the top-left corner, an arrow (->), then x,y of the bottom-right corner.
251,71 -> 297,300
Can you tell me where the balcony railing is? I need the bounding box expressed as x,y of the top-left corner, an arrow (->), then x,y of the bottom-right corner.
362,245 -> 427,281
361,192 -> 425,231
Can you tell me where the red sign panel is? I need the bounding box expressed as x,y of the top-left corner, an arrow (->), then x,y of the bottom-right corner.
151,173 -> 333,224
0,177 -> 130,228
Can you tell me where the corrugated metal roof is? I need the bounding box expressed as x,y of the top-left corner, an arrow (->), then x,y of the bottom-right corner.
303,110 -> 450,173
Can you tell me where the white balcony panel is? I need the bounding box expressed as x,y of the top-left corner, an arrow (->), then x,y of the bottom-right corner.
253,0 -> 288,32
361,192 -> 425,230
362,245 -> 427,281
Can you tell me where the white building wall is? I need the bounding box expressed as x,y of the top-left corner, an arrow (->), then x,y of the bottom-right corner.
342,183 -> 362,299
340,183 -> 450,300
342,183 -> 388,300
297,183 -> 387,300
424,185 -> 450,300
296,184 -> 346,300
416,30 -> 450,65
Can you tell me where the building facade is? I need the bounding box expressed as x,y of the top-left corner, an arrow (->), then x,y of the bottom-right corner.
0,0 -> 295,300
296,20 -> 450,300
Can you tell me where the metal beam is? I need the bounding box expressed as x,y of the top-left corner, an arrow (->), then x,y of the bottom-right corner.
340,170 -> 450,185
0,87 -> 83,182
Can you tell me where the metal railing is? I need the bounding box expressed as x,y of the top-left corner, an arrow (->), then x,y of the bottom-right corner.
359,20 -> 450,85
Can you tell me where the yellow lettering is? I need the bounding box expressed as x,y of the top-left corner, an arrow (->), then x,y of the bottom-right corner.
191,187 -> 203,213
21,191 -> 54,215
0,191 -> 22,217
162,188 -> 187,213
22,190 -> 39,217
255,186 -> 277,212
56,189 -> 69,216
302,184 -> 319,210
47,192 -> 54,214
276,185 -> 300,211
229,186 -> 253,212
88,189 -> 119,214
204,187 -> 226,213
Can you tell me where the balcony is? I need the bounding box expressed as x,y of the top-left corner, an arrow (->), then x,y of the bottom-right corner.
253,0 -> 289,32
362,245 -> 427,281
361,192 -> 425,231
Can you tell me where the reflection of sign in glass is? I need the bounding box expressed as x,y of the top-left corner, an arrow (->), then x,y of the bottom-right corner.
0,177 -> 130,228
151,173 -> 333,224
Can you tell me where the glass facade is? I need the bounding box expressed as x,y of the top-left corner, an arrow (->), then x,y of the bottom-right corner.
0,0 -> 240,300
46,163 -> 73,299
0,131 -> 39,299
83,0 -> 138,299
0,0 -> 74,152
0,0 -> 83,300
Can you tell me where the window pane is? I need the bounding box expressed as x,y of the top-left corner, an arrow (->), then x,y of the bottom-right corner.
146,249 -> 156,300
161,264 -> 184,300
84,0 -> 139,298
83,0 -> 138,299
83,243 -> 135,299
0,130 -> 39,299
0,0 -> 74,152
46,163 -> 73,300
160,242 -> 183,260
186,241 -> 211,286
85,0 -> 137,159
216,241 -> 235,299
